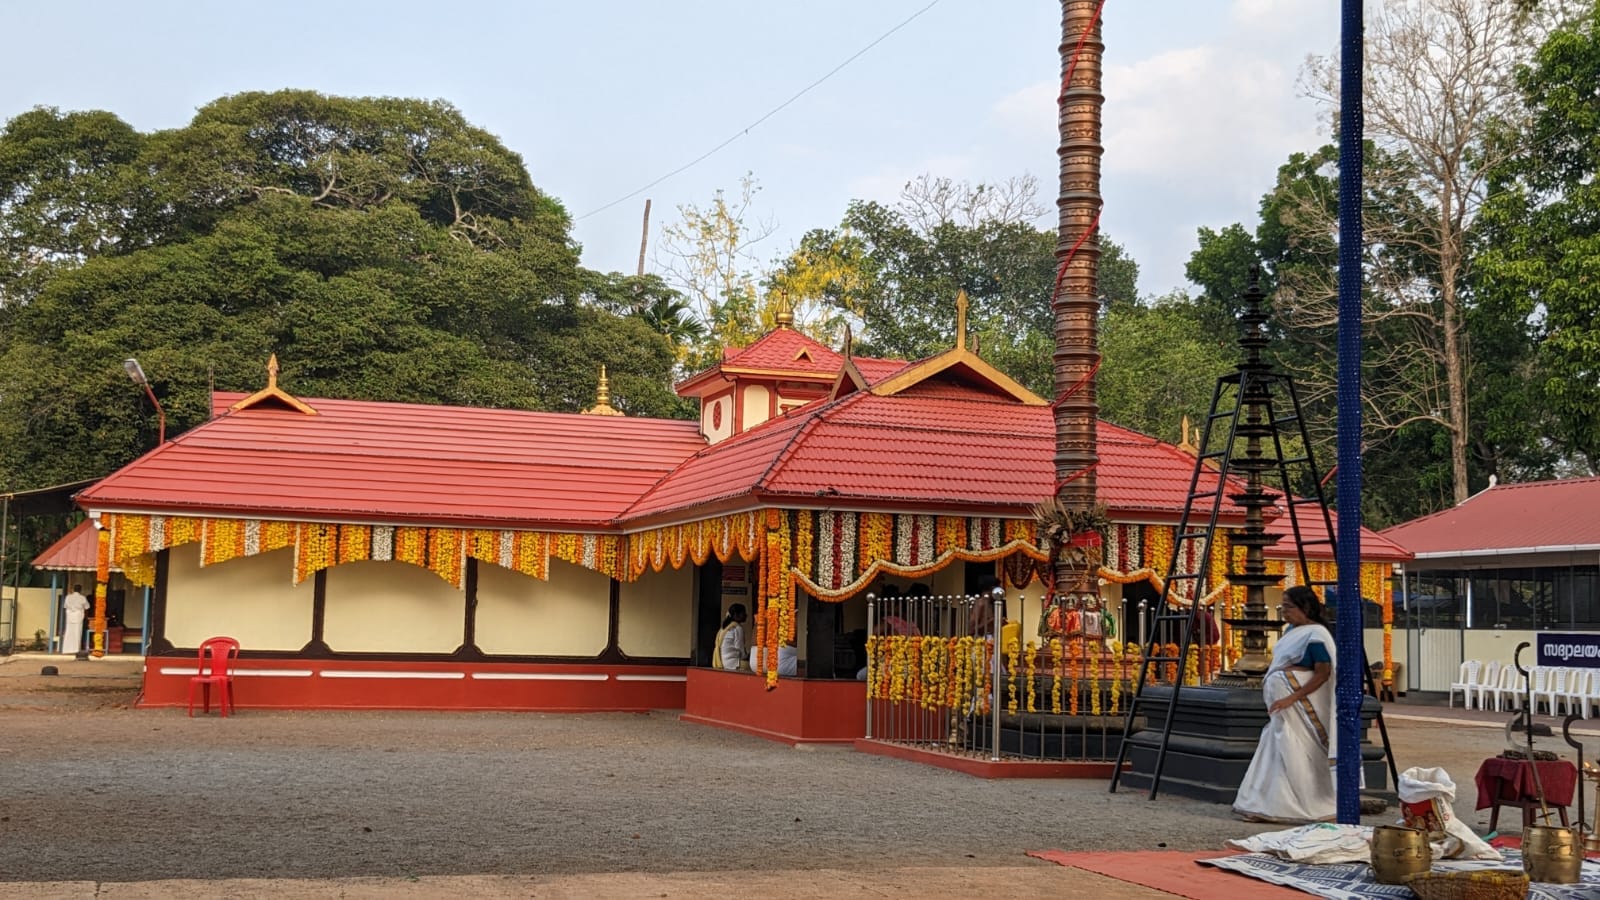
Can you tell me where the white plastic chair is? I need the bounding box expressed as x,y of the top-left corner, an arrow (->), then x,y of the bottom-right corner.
1530,667 -> 1552,713
1563,669 -> 1593,719
1471,660 -> 1502,710
1538,667 -> 1569,716
1448,660 -> 1481,708
1583,671 -> 1600,720
1485,663 -> 1523,713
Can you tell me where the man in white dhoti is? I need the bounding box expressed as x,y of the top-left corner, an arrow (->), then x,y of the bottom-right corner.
1233,585 -> 1338,823
61,584 -> 91,656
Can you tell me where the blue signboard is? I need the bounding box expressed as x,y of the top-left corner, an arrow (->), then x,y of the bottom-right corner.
1537,632 -> 1600,668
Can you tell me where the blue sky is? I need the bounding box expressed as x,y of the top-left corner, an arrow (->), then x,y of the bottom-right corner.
2,1 -> 1333,298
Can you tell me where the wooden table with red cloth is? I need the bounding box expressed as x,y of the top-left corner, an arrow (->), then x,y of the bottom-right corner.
1474,756 -> 1577,830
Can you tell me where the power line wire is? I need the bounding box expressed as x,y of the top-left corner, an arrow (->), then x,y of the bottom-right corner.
576,0 -> 943,221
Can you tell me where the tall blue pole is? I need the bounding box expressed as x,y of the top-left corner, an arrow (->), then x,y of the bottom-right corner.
1335,0 -> 1365,825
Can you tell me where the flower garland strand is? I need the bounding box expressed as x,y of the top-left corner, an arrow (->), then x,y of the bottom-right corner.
1025,640 -> 1038,713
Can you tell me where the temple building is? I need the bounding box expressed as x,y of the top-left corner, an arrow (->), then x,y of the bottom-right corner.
65,307 -> 1408,740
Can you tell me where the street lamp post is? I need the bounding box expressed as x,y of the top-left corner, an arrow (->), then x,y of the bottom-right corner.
123,359 -> 164,445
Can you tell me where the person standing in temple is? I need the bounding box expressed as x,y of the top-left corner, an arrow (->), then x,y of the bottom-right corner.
61,584 -> 91,657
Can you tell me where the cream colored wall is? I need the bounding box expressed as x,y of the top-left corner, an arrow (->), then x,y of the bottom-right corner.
702,392 -> 734,443
10,586 -> 54,647
166,543 -> 313,650
324,559 -> 462,653
1463,629 -> 1534,669
477,558 -> 610,656
1365,628 -> 1408,673
618,564 -> 693,658
741,384 -> 770,429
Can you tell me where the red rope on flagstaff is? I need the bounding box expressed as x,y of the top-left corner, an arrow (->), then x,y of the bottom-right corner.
1049,0 -> 1106,495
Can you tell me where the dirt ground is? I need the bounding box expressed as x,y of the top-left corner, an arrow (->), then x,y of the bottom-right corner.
1,655 -> 1593,892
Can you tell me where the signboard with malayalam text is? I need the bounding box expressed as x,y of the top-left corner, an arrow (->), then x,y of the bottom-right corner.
1536,632 -> 1600,668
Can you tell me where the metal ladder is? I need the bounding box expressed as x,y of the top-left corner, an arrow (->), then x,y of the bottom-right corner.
1108,351 -> 1398,799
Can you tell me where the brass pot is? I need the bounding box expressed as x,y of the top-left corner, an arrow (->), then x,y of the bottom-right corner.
1371,825 -> 1431,884
1523,824 -> 1584,884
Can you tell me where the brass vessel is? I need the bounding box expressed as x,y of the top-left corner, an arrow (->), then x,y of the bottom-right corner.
1523,824 -> 1583,884
1370,825 -> 1431,884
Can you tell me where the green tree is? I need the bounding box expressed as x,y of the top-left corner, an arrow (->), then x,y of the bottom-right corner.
782,176 -> 1139,398
0,107 -> 143,306
0,91 -> 685,492
1477,2 -> 1600,472
1096,293 -> 1235,442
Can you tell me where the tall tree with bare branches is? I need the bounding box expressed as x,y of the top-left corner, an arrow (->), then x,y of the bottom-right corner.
1279,0 -> 1546,503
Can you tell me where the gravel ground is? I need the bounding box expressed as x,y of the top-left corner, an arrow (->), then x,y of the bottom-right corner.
0,656 -> 1589,885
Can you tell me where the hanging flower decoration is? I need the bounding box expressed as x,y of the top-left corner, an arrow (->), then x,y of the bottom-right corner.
1050,637 -> 1064,714
1024,640 -> 1038,713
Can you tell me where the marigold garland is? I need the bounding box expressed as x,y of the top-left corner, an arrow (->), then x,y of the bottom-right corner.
1006,639 -> 1021,714
1050,637 -> 1064,714
1025,641 -> 1038,713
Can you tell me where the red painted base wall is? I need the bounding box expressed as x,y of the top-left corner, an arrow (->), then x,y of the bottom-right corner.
139,658 -> 687,712
680,667 -> 866,745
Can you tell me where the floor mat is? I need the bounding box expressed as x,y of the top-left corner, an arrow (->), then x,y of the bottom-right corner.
1027,849 -> 1303,898
1198,849 -> 1600,900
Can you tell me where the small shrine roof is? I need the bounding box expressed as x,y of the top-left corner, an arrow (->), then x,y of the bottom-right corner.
32,519 -> 119,572
80,393 -> 706,530
1380,476 -> 1600,557
675,327 -> 910,396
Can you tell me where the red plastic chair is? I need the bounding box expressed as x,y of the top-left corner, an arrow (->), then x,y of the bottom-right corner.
187,636 -> 241,717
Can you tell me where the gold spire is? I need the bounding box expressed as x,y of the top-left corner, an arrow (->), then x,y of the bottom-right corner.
583,365 -> 624,416
775,292 -> 794,329
228,353 -> 318,416
1178,414 -> 1197,454
955,290 -> 969,351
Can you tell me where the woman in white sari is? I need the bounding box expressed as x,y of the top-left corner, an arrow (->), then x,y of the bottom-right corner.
1233,585 -> 1338,823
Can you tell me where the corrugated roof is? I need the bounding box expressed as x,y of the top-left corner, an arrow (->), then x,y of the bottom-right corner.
1380,476 -> 1600,556
32,519 -> 120,572
1264,504 -> 1411,562
80,394 -> 706,529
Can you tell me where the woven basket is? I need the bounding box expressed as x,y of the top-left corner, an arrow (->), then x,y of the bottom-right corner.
1401,869 -> 1530,900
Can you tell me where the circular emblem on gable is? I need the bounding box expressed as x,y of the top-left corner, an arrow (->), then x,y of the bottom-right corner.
711,400 -> 723,430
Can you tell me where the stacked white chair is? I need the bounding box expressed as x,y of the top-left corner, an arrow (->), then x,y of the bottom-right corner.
1582,669 -> 1600,719
1472,660 -> 1502,710
1448,660 -> 1481,708
1530,667 -> 1552,714
1484,663 -> 1523,713
1562,668 -> 1592,718
1538,666 -> 1569,716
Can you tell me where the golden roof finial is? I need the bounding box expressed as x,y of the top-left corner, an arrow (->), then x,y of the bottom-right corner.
955,290 -> 969,351
228,353 -> 318,416
1178,415 -> 1201,455
775,291 -> 794,329
583,365 -> 624,416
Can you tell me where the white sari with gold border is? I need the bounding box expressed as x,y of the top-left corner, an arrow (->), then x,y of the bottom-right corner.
1233,622 -> 1338,823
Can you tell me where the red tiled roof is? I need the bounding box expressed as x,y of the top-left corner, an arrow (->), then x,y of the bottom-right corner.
1380,476 -> 1600,556
722,327 -> 841,373
624,381 -> 1250,524
852,357 -> 912,385
675,327 -> 908,395
32,519 -> 119,572
79,393 -> 706,530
